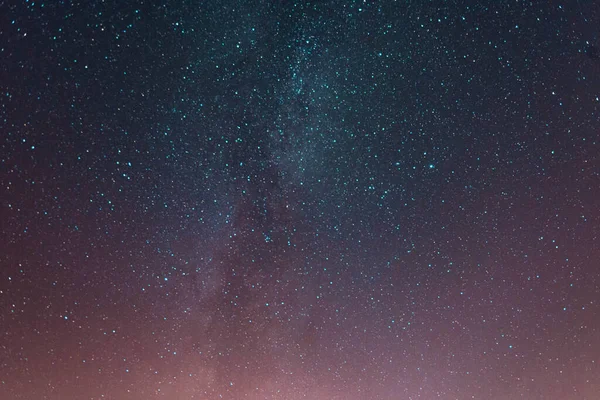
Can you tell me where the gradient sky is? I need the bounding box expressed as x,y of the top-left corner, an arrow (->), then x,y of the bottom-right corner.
1,1 -> 599,399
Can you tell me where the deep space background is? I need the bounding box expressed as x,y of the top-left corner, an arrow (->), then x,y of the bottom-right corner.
1,0 -> 600,399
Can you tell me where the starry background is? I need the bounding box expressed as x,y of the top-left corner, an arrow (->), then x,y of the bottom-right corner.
1,1 -> 599,399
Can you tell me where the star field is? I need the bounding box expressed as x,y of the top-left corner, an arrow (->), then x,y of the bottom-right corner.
1,1 -> 599,399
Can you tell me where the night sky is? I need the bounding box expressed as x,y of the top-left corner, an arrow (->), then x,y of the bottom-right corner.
1,1 -> 600,399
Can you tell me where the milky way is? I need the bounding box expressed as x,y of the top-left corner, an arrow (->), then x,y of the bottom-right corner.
1,1 -> 599,399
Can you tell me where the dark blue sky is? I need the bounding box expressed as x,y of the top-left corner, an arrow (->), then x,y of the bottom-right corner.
1,1 -> 599,399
